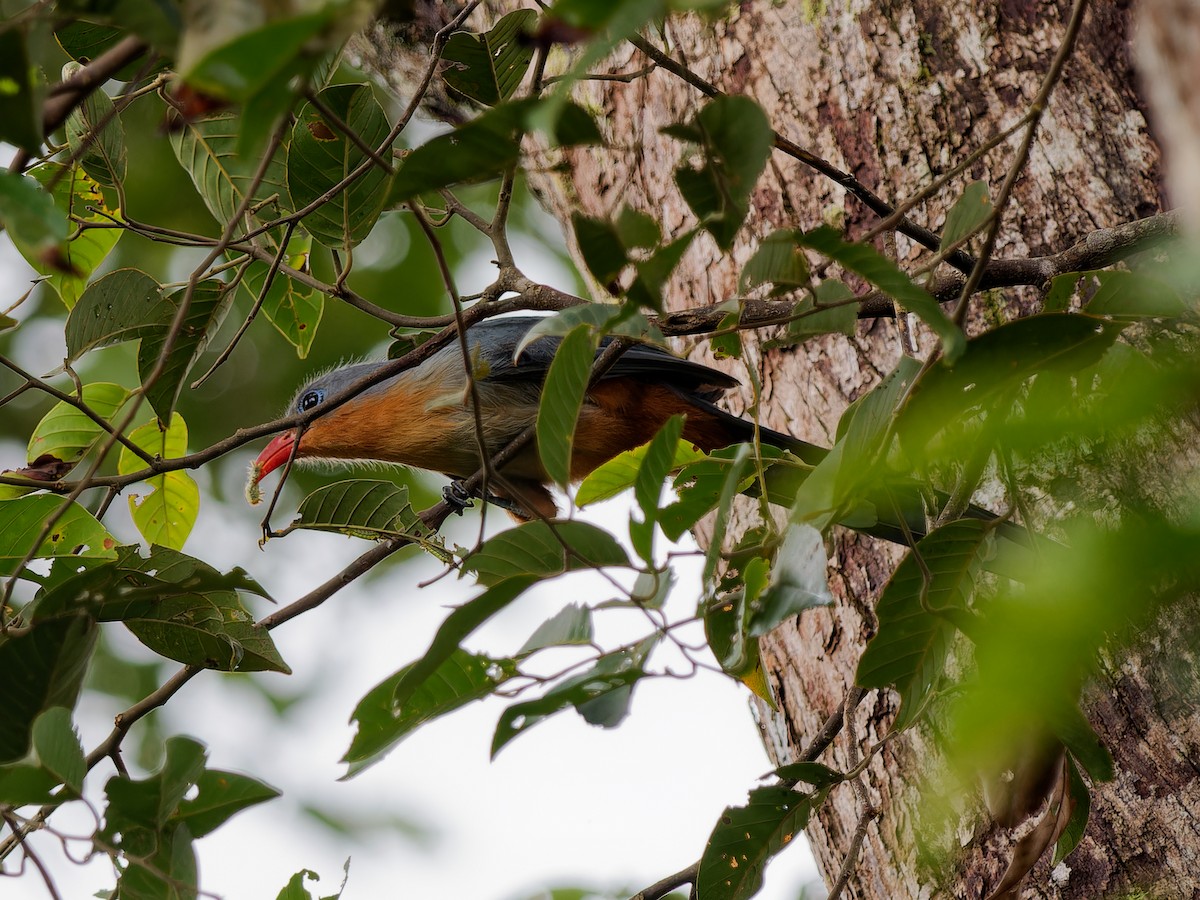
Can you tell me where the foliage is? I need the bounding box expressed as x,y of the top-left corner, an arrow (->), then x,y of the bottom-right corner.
0,2 -> 1192,899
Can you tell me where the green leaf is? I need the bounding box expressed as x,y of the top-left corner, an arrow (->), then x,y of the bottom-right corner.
65,268 -> 168,361
1042,272 -> 1084,312
32,545 -> 284,672
181,10 -> 336,102
118,415 -> 199,551
171,111 -> 292,251
518,603 -> 593,655
0,172 -> 68,256
772,761 -> 843,789
696,785 -> 826,900
392,577 -> 537,711
462,520 -> 629,586
442,9 -> 536,105
772,279 -> 857,343
536,324 -> 597,486
115,822 -> 197,900
63,61 -> 127,189
288,84 -> 393,249
577,439 -> 706,507
491,641 -> 654,757
740,229 -> 809,294
747,523 -> 832,637
31,707 -> 86,796
626,230 -> 695,311
0,763 -> 61,806
125,591 -> 286,673
615,205 -> 661,249
795,225 -> 964,361
26,382 -> 132,467
387,99 -> 598,204
287,480 -> 426,541
856,519 -> 989,730
515,305 -> 663,352
0,615 -> 97,764
16,164 -> 123,308
1085,269 -> 1186,319
705,556 -> 765,678
896,313 -> 1123,453
1053,756 -> 1090,865
0,28 -> 41,153
388,105 -> 523,204
138,280 -> 233,422
343,650 -> 516,778
634,415 -> 684,523
173,769 -> 281,838
0,495 -> 117,578
104,736 -> 206,832
572,212 -> 627,287
670,96 -> 773,250
242,241 -> 322,357
940,180 -> 992,251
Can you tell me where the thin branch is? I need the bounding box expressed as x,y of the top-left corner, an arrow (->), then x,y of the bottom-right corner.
629,861 -> 699,900
950,0 -> 1090,326
9,36 -> 149,175
627,34 -> 975,273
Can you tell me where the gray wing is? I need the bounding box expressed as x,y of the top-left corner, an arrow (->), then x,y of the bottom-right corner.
471,316 -> 739,400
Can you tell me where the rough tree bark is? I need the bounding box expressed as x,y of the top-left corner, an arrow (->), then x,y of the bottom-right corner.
360,2 -> 1199,897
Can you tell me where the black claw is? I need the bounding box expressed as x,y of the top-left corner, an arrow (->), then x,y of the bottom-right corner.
443,480 -> 474,514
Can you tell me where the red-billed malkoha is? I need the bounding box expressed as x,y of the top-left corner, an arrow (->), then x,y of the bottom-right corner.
249,315 -> 828,520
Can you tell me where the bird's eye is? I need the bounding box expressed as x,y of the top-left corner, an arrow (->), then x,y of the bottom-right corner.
297,389 -> 325,414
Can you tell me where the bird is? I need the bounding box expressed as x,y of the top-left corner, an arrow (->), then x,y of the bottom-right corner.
248,315 -> 830,522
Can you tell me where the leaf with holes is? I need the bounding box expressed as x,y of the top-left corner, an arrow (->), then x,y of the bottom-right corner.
118,415 -> 198,551
288,84 -> 393,250
26,383 -> 131,469
12,164 -> 123,308
442,9 -> 536,105
65,268 -> 169,360
0,496 -> 117,578
696,785 -> 827,900
174,769 -> 281,838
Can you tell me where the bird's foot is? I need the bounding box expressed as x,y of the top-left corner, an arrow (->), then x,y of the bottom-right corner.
442,480 -> 475,515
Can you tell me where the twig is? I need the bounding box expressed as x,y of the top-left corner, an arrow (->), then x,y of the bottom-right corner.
629,861 -> 699,900
626,34 -> 975,273
949,0 -> 1091,326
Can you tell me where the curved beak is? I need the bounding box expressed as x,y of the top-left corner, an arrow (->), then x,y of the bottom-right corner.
254,431 -> 297,483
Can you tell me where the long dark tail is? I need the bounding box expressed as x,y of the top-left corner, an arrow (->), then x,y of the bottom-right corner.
680,391 -> 1023,547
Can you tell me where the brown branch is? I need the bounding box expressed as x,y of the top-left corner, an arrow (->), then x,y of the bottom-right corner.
628,861 -> 699,900
8,36 -> 149,175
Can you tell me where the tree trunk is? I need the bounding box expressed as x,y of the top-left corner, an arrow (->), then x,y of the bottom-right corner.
361,2 -> 1200,897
